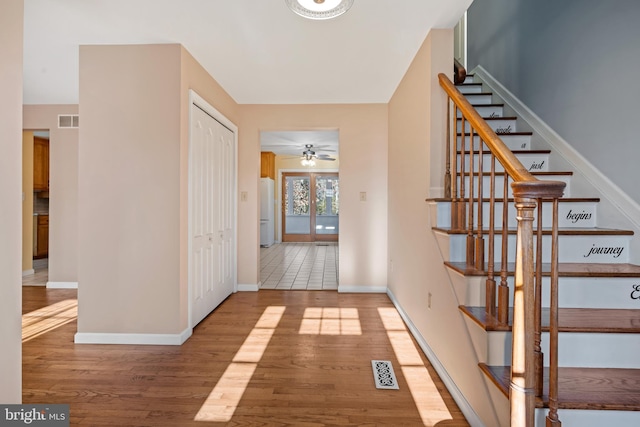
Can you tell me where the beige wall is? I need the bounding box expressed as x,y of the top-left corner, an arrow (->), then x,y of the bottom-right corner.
77,44 -> 240,337
0,0 -> 23,403
78,44 -> 184,335
241,105 -> 388,289
23,131 -> 34,272
388,29 -> 498,425
24,105 -> 79,284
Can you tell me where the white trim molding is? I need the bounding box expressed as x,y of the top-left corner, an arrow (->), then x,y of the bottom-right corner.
47,281 -> 78,289
74,328 -> 192,345
237,283 -> 259,292
386,288 -> 485,427
338,285 -> 387,293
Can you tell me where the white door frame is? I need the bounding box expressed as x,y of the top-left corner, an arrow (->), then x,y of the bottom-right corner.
276,168 -> 339,243
454,11 -> 467,67
188,90 -> 238,330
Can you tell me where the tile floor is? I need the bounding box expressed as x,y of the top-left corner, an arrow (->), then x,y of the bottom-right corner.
24,248 -> 340,291
22,258 -> 48,286
260,242 -> 338,290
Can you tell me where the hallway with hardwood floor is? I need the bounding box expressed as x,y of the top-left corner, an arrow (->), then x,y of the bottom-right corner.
21,287 -> 469,426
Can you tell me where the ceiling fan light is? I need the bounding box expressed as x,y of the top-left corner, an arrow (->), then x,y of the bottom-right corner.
285,0 -> 354,20
301,157 -> 316,167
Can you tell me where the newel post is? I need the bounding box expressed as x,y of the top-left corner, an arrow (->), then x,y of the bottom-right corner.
510,186 -> 538,427
510,180 -> 565,427
509,193 -> 536,427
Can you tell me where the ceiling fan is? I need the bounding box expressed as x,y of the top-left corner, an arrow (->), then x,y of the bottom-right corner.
300,144 -> 335,166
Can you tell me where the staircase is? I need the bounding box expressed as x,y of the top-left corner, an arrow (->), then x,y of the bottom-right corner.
432,71 -> 640,426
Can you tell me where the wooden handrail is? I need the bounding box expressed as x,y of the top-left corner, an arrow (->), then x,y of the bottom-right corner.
439,72 -> 566,427
439,74 -> 563,193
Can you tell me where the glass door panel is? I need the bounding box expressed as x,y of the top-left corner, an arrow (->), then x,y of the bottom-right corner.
283,175 -> 311,240
315,175 -> 339,240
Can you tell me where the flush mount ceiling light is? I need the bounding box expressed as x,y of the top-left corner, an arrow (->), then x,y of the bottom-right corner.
285,0 -> 355,20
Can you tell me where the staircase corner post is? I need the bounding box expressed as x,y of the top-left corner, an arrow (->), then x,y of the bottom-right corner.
510,184 -> 538,427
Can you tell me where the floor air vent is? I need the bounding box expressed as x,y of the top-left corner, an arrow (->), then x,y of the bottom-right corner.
371,360 -> 399,389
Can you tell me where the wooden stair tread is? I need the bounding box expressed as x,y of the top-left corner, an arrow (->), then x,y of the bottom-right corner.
455,82 -> 481,86
460,306 -> 640,333
433,226 -> 633,236
469,103 -> 504,107
444,261 -> 640,277
457,149 -> 552,155
426,197 -> 600,203
457,116 -> 518,121
457,131 -> 532,136
456,171 -> 573,176
479,364 -> 640,411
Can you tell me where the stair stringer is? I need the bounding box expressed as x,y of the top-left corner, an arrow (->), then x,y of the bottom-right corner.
472,65 -> 640,265
428,200 -> 511,426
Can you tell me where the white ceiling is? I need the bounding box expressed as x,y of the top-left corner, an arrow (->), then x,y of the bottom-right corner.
23,0 -> 470,105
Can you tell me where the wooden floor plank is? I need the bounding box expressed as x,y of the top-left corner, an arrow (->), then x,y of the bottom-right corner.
22,287 -> 469,426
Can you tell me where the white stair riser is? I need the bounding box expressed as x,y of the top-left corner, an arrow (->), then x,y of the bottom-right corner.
457,134 -> 531,151
458,152 -> 550,173
459,174 -> 572,198
457,118 -> 518,133
450,272 -> 640,309
436,200 -> 597,229
447,234 -> 630,263
464,93 -> 493,105
457,105 -> 504,118
456,84 -> 483,94
447,272 -> 484,307
535,409 -> 640,427
487,331 -> 640,369
463,75 -> 475,84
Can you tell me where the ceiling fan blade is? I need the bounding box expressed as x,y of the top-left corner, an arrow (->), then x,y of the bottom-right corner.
310,145 -> 337,152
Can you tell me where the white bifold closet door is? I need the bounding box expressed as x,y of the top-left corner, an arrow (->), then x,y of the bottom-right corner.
190,103 -> 235,327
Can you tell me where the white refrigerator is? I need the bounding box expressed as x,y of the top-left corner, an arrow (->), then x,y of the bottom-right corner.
260,178 -> 275,247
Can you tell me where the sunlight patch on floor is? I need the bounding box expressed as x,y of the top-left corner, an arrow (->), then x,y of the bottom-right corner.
22,299 -> 77,342
194,305 -> 285,422
377,307 -> 453,426
298,307 -> 361,335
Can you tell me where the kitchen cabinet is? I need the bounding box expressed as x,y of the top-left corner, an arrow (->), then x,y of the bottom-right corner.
33,136 -> 49,191
36,214 -> 49,258
261,151 -> 276,180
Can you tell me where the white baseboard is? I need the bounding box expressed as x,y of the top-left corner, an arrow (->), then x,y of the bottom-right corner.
47,281 -> 78,289
237,283 -> 259,292
386,288 -> 485,427
474,65 -> 640,230
338,285 -> 387,293
22,269 -> 35,277
74,327 -> 192,345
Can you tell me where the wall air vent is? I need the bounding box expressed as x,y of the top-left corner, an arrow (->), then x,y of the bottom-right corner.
58,114 -> 79,128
